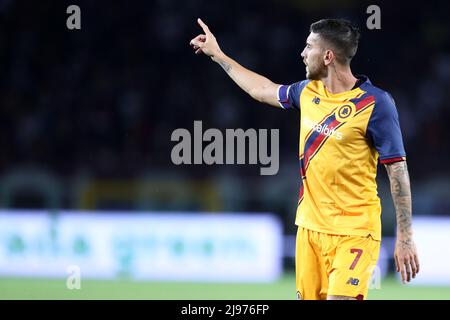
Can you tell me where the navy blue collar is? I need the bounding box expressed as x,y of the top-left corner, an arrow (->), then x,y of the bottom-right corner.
352,74 -> 370,89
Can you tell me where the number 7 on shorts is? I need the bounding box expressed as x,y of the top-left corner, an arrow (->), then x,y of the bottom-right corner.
349,248 -> 363,270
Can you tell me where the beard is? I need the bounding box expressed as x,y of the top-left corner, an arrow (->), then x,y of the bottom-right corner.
305,62 -> 327,80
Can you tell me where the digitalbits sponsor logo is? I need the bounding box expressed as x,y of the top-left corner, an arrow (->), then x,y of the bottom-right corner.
303,118 -> 343,140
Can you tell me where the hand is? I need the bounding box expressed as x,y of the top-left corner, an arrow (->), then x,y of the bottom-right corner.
394,238 -> 420,284
190,18 -> 222,59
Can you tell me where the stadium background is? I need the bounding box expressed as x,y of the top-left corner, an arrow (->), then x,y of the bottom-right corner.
1,0 -> 450,299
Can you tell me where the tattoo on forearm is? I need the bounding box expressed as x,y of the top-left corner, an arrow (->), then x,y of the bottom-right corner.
385,161 -> 412,236
218,60 -> 231,73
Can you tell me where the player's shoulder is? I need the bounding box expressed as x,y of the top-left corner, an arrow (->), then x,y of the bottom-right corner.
360,76 -> 399,120
359,76 -> 395,107
288,79 -> 311,96
291,79 -> 311,89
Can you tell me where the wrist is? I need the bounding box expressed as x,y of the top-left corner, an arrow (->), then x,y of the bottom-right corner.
212,49 -> 226,63
396,230 -> 413,240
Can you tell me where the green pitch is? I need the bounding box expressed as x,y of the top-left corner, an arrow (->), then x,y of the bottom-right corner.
1,273 -> 449,300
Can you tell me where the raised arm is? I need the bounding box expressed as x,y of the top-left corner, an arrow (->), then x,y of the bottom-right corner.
384,160 -> 420,283
190,18 -> 281,107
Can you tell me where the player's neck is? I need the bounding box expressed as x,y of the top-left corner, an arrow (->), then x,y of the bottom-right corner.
320,65 -> 358,95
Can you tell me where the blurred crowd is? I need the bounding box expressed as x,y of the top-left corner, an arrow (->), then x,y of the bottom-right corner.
0,0 -> 449,216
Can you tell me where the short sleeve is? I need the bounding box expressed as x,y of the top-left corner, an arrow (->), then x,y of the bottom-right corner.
277,80 -> 309,110
366,92 -> 406,164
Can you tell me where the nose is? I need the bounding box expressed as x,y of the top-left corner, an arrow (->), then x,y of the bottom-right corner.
301,48 -> 306,59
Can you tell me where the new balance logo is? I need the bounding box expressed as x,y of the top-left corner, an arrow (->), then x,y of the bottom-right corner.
346,277 -> 360,286
312,96 -> 320,104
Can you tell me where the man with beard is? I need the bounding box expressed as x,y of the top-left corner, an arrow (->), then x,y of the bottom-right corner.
190,18 -> 419,300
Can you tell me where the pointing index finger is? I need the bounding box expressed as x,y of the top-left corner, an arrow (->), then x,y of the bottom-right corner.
197,18 -> 210,34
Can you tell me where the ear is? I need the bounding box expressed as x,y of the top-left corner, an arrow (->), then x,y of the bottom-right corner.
323,50 -> 334,66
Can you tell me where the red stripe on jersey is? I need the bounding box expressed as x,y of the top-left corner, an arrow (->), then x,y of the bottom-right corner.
301,107 -> 339,153
355,95 -> 375,112
299,184 -> 304,199
303,118 -> 340,169
301,95 -> 375,175
379,157 -> 406,164
298,184 -> 304,205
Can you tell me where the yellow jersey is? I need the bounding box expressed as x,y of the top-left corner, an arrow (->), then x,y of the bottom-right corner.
277,75 -> 406,240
